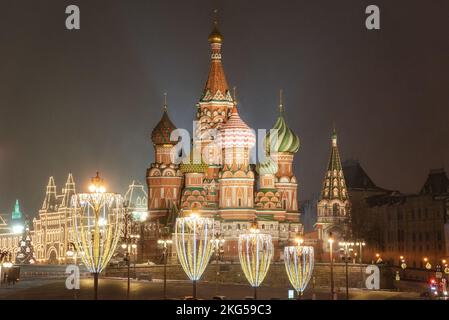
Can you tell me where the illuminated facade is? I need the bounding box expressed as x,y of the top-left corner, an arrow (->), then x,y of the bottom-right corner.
314,129 -> 351,255
146,20 -> 303,260
33,174 -> 76,264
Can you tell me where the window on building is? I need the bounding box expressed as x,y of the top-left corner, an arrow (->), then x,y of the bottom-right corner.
333,203 -> 339,216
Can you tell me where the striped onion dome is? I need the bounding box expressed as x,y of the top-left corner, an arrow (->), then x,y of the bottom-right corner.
265,107 -> 300,154
256,158 -> 278,176
217,105 -> 256,149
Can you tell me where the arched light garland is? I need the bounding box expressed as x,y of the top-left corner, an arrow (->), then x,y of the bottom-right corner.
70,172 -> 124,299
238,227 -> 273,299
284,245 -> 314,298
175,214 -> 214,298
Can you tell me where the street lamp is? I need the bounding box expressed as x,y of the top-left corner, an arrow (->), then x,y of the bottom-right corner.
211,233 -> 225,296
355,241 -> 366,264
424,257 -> 432,270
328,236 -> 335,300
158,238 -> 173,300
339,241 -> 355,300
70,172 -> 124,300
175,212 -> 215,299
238,222 -> 274,300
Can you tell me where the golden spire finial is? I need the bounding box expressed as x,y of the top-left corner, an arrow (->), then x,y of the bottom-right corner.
233,86 -> 237,102
163,92 -> 168,111
208,9 -> 223,44
213,8 -> 219,25
279,89 -> 284,115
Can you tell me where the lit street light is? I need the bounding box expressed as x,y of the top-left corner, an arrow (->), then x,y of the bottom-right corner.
355,241 -> 366,264
158,238 -> 173,300
339,241 -> 355,300
211,233 -> 225,296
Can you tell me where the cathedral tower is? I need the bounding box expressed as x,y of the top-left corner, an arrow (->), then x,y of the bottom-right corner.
146,101 -> 183,223
265,94 -> 301,222
217,103 -> 256,220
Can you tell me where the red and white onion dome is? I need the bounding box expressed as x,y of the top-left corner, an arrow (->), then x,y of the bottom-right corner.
217,105 -> 256,149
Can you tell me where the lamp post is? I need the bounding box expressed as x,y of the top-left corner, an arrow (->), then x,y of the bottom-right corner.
400,256 -> 407,280
211,233 -> 225,296
355,241 -> 366,264
339,241 -> 354,300
158,238 -> 173,300
131,235 -> 140,276
70,172 -> 124,300
328,237 -> 335,300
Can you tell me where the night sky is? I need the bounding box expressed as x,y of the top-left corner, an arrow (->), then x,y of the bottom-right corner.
0,0 -> 448,217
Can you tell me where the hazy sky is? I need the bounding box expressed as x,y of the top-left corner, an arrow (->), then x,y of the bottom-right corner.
0,0 -> 448,217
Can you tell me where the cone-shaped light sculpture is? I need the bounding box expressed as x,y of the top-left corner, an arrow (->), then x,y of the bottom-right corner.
284,245 -> 314,298
175,212 -> 215,299
70,172 -> 124,300
238,223 -> 274,299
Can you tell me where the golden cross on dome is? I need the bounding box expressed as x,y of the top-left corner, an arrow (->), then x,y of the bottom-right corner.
279,89 -> 285,114
163,92 -> 168,111
213,8 -> 219,24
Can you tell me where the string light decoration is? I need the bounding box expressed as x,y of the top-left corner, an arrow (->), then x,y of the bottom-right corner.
284,245 -> 314,298
175,213 -> 215,299
70,172 -> 124,300
238,223 -> 274,299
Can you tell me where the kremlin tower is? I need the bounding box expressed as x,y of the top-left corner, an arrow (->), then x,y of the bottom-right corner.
145,17 -> 303,261
314,128 -> 352,255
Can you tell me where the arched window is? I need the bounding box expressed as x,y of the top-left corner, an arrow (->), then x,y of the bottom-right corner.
333,203 -> 339,216
333,188 -> 338,197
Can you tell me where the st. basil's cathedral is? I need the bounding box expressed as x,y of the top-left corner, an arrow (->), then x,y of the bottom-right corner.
145,20 -> 351,261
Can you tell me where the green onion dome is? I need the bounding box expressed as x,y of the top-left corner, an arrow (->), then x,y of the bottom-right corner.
265,113 -> 300,154
256,158 -> 278,176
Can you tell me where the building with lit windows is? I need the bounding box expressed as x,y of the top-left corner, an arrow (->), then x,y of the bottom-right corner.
32,174 -> 76,264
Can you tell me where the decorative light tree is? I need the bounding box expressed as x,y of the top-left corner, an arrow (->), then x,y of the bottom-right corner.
238,223 -> 274,299
15,217 -> 36,265
175,213 -> 214,299
70,172 -> 124,300
284,243 -> 314,299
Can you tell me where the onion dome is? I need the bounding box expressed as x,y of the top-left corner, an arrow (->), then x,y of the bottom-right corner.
217,105 -> 256,149
151,106 -> 177,145
265,98 -> 300,154
208,21 -> 223,44
256,158 -> 278,176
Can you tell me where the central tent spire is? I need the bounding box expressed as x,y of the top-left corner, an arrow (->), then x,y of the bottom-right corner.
201,9 -> 231,103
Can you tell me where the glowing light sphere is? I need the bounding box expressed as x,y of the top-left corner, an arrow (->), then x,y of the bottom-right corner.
175,214 -> 215,298
238,230 -> 274,297
284,245 -> 314,297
